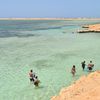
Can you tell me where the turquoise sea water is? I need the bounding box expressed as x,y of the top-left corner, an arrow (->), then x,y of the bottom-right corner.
0,20 -> 100,100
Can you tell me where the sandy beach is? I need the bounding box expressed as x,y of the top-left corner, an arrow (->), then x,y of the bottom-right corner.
0,18 -> 100,20
87,24 -> 100,31
51,71 -> 100,100
78,24 -> 100,33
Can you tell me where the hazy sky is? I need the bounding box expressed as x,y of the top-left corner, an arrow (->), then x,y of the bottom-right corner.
0,0 -> 100,18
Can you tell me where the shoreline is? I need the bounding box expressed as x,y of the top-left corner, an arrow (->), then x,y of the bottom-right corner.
51,71 -> 100,100
78,24 -> 100,33
0,18 -> 100,20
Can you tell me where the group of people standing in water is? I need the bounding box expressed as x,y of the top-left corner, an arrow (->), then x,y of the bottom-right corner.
81,60 -> 94,71
71,60 -> 94,76
29,60 -> 94,86
29,70 -> 40,87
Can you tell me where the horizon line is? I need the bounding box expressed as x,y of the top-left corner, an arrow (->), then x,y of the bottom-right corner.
0,17 -> 100,20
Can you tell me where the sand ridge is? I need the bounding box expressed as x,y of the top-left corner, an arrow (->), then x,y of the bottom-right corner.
78,24 -> 100,33
51,71 -> 100,100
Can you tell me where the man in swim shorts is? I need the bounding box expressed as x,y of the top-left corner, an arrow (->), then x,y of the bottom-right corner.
88,61 -> 94,71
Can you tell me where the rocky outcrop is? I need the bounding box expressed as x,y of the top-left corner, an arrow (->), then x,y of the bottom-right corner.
51,71 -> 100,100
78,24 -> 100,33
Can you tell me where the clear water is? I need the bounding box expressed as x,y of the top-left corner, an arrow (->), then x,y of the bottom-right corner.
0,20 -> 100,100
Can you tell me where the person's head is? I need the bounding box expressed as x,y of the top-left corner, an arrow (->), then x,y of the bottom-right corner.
35,76 -> 38,79
73,65 -> 75,68
90,61 -> 92,63
30,70 -> 33,72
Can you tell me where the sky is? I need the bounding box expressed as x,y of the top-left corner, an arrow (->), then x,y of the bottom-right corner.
0,0 -> 100,18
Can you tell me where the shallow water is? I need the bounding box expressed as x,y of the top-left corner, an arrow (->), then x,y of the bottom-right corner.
0,20 -> 100,100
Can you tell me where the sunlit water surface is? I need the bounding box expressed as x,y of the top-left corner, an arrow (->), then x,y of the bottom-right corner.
0,20 -> 100,100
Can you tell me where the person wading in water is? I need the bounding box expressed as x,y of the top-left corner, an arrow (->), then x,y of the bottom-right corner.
81,61 -> 86,70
